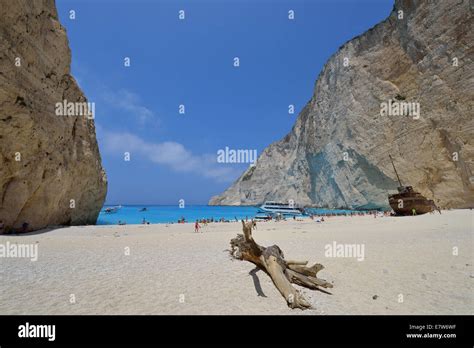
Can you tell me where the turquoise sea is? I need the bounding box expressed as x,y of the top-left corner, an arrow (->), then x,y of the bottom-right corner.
97,205 -> 360,225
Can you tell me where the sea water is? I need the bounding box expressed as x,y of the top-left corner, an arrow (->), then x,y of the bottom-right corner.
97,205 -> 360,225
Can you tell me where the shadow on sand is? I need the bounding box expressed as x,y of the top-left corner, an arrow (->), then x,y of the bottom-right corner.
249,267 -> 267,297
1,225 -> 72,237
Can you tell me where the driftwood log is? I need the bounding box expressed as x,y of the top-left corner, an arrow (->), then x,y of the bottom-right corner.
230,220 -> 333,309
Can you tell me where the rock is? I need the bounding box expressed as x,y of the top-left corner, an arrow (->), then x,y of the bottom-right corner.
0,0 -> 107,231
210,0 -> 474,209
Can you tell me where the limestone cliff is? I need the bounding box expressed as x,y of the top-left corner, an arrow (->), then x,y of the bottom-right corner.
0,0 -> 107,231
210,0 -> 474,209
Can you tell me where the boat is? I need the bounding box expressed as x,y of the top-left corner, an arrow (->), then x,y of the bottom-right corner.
258,201 -> 304,215
387,155 -> 436,215
104,205 -> 122,214
254,212 -> 275,221
139,207 -> 147,212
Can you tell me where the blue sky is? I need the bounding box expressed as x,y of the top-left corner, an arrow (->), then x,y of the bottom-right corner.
56,0 -> 393,205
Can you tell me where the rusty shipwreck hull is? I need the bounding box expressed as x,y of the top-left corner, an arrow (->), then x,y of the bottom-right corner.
388,190 -> 435,215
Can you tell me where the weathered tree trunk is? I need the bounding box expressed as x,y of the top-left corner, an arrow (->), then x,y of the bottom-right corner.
230,220 -> 333,309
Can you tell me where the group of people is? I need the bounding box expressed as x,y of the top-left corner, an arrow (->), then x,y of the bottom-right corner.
188,217 -> 231,224
193,216 -> 235,232
115,216 -> 236,227
309,215 -> 325,222
111,205 -> 448,230
308,211 -> 391,218
192,215 -> 259,232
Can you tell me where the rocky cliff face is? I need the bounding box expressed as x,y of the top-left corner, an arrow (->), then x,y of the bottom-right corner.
0,0 -> 107,231
210,0 -> 474,209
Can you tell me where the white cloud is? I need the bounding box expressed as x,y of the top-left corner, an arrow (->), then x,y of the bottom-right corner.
70,63 -> 156,126
102,89 -> 155,125
99,129 -> 242,183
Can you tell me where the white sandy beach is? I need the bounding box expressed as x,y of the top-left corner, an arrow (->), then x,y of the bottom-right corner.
0,210 -> 472,315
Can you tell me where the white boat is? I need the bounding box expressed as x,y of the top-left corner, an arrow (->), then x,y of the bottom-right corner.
254,212 -> 275,221
258,201 -> 303,215
103,205 -> 122,214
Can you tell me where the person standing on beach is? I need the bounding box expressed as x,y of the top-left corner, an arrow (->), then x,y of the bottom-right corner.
194,220 -> 201,233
